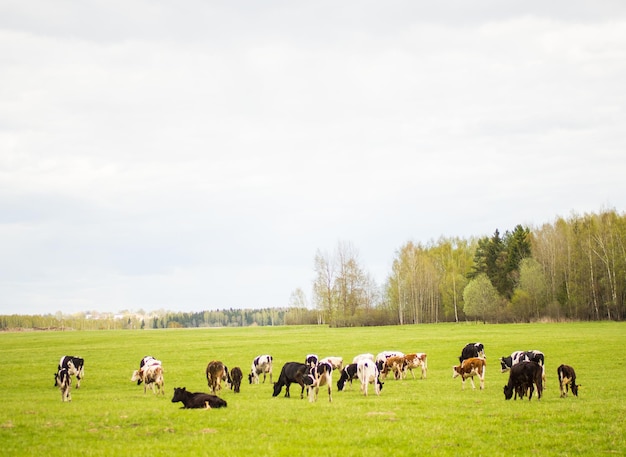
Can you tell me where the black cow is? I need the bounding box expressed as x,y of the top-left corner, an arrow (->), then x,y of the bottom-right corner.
337,363 -> 359,391
56,356 -> 84,389
557,364 -> 579,397
230,366 -> 243,393
503,361 -> 543,401
171,387 -> 227,409
55,368 -> 72,402
459,343 -> 485,363
272,362 -> 308,398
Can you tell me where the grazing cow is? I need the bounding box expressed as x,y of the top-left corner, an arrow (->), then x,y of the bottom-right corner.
503,361 -> 543,401
403,353 -> 428,379
230,366 -> 243,393
452,357 -> 486,390
248,355 -> 273,384
132,356 -> 162,386
272,362 -> 308,399
206,360 -> 226,394
55,368 -> 72,402
557,364 -> 579,398
352,353 -> 374,363
381,355 -> 405,380
56,356 -> 85,389
357,359 -> 383,396
375,351 -> 404,373
459,343 -> 485,363
171,387 -> 227,409
305,354 -> 319,368
303,361 -> 333,402
320,356 -> 343,371
131,364 -> 164,395
337,363 -> 359,391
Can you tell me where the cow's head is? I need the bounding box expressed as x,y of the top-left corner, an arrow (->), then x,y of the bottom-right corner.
248,373 -> 254,384
503,384 -> 514,400
272,382 -> 282,397
53,372 -> 58,386
499,357 -> 512,372
452,366 -> 461,378
571,383 -> 580,396
171,387 -> 186,403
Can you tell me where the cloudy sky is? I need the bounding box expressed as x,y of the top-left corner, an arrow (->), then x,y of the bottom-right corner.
2,1 -> 625,315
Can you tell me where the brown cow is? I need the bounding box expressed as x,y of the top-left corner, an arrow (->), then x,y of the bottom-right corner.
381,356 -> 405,380
557,364 -> 579,398
452,357 -> 486,390
403,353 -> 428,379
206,360 -> 226,394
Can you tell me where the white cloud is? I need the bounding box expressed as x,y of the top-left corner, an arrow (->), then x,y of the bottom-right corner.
1,1 -> 625,314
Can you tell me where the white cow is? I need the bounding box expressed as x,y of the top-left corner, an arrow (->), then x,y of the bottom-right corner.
304,361 -> 333,402
319,356 -> 344,371
357,359 -> 383,396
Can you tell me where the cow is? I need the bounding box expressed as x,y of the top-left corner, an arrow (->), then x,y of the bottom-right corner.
452,357 -> 486,390
459,343 -> 485,363
171,387 -> 227,409
132,356 -> 162,386
357,359 -> 383,396
55,367 -> 72,402
500,350 -> 546,386
206,360 -> 226,394
352,353 -> 374,363
503,361 -> 543,401
272,362 -> 308,399
230,366 -> 243,393
319,356 -> 343,371
381,355 -> 405,380
403,353 -> 428,379
56,356 -> 85,389
131,364 -> 164,395
375,351 -> 404,374
557,364 -> 579,398
305,354 -> 319,368
248,355 -> 273,384
499,351 -> 526,372
337,363 -> 359,391
303,361 -> 333,402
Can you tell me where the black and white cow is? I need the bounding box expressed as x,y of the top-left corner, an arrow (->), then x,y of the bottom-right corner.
171,387 -> 227,409
557,364 -> 579,398
55,367 -> 72,402
500,350 -> 545,385
248,355 -> 273,384
459,343 -> 485,363
56,356 -> 84,389
503,361 -> 543,401
303,361 -> 333,402
337,363 -> 359,391
305,354 -> 319,368
272,362 -> 308,399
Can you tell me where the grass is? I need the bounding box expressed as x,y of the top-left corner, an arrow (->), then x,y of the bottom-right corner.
0,322 -> 624,456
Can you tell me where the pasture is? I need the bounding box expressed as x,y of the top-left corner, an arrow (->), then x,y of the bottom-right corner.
0,322 -> 624,456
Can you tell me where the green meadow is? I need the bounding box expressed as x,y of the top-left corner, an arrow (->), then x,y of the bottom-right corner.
0,322 -> 624,456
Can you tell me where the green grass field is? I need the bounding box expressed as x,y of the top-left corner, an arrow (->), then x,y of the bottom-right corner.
0,322 -> 624,456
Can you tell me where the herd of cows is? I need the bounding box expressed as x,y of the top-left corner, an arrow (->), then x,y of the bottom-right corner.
53,344 -> 580,407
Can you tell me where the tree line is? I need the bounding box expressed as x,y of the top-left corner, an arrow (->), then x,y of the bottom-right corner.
2,208 -> 624,330
312,209 -> 626,325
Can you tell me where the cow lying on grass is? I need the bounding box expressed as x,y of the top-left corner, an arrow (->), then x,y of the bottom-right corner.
171,387 -> 227,409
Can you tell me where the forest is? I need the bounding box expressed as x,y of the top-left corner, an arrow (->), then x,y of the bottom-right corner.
2,209 -> 625,330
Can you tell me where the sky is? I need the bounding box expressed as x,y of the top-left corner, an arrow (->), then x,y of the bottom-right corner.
1,1 -> 625,315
